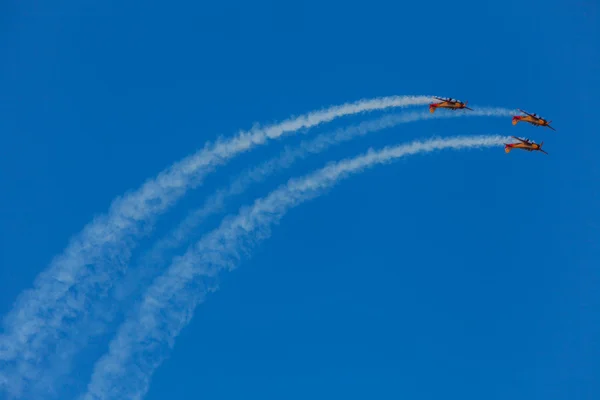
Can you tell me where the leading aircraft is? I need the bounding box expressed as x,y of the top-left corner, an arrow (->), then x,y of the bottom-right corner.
504,136 -> 548,155
429,96 -> 473,113
512,109 -> 556,131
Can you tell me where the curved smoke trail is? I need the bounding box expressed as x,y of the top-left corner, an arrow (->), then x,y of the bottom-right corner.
14,108 -> 513,398
0,95 -> 433,398
143,107 -> 512,263
116,107 -> 513,305
81,134 -> 510,400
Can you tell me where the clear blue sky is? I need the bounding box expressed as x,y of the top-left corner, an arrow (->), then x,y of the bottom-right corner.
1,1 -> 598,399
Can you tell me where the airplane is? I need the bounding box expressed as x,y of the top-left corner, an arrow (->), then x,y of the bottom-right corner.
512,109 -> 556,131
504,136 -> 548,155
429,96 -> 473,113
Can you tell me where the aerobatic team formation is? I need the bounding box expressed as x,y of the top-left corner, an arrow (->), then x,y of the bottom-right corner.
430,96 -> 555,155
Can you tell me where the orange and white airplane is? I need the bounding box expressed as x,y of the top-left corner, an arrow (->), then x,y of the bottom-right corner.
429,96 -> 473,113
504,136 -> 548,155
512,109 -> 556,131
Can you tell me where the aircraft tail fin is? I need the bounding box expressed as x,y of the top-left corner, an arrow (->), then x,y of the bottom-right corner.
504,145 -> 512,153
429,106 -> 436,114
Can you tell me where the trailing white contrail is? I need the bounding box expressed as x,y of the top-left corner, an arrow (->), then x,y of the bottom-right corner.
24,108 -> 513,394
81,134 -> 510,400
0,95 -> 431,398
118,106 -> 514,302
150,107 -> 513,253
24,108 -> 513,397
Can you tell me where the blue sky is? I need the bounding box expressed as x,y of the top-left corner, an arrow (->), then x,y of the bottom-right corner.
0,0 -> 598,399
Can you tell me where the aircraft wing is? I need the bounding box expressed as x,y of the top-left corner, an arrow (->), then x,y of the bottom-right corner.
433,96 -> 449,102
518,109 -> 537,118
547,125 -> 556,131
512,136 -> 530,144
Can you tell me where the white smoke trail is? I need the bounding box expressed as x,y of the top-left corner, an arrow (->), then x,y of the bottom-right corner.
81,134 -> 510,400
24,108 -> 512,397
0,95 -> 432,398
29,108 -> 513,394
141,107 -> 513,266
117,113 -> 432,304
118,106 -> 513,302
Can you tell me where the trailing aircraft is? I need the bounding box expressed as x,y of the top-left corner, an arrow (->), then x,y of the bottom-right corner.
429,96 -> 473,113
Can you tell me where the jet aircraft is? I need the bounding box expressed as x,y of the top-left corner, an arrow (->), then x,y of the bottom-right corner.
429,96 -> 473,113
512,109 -> 556,131
504,136 -> 548,155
